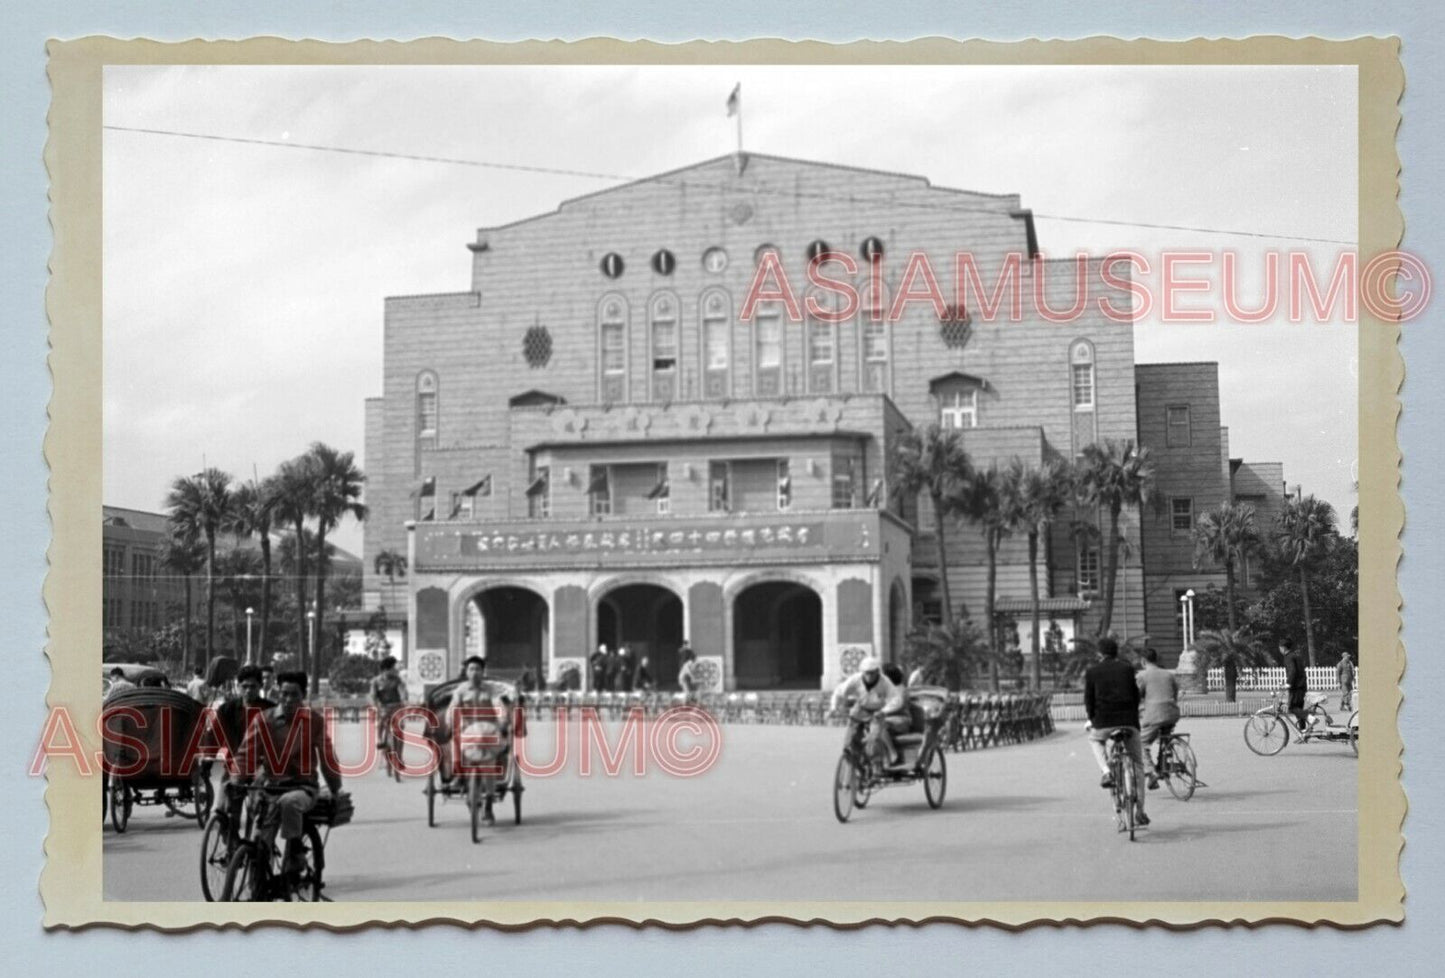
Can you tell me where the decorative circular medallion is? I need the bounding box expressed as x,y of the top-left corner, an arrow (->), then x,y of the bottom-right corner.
693,658 -> 722,692
702,247 -> 729,274
522,324 -> 553,367
417,651 -> 446,683
754,243 -> 779,266
730,202 -> 755,225
840,646 -> 868,676
601,252 -> 625,278
806,239 -> 830,262
651,249 -> 676,275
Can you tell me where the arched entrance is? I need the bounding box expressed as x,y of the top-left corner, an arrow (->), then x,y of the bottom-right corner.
732,581 -> 823,689
467,586 -> 548,679
595,584 -> 684,689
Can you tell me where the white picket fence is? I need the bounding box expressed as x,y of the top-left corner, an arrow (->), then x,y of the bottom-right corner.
1203,666 -> 1342,692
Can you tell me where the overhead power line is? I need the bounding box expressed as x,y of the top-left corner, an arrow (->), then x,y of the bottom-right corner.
103,124 -> 1358,246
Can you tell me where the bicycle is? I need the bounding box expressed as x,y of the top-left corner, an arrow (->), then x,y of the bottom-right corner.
198,782 -> 249,901
378,704 -> 404,783
1103,730 -> 1141,841
1244,689 -> 1358,757
219,785 -> 350,902
1152,730 -> 1200,801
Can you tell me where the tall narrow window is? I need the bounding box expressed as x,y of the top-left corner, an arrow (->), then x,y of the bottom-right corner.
861,314 -> 889,392
832,455 -> 856,509
1166,404 -> 1192,447
648,463 -> 671,515
1070,340 -> 1095,411
650,293 -> 679,401
777,459 -> 793,511
598,296 -> 628,403
806,292 -> 836,394
755,307 -> 783,395
1171,497 -> 1194,534
1078,547 -> 1101,594
588,465 -> 612,517
709,461 -> 731,512
527,465 -> 551,519
416,371 -> 439,463
700,290 -> 731,398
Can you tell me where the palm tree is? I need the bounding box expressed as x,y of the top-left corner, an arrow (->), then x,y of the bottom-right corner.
1000,458 -> 1073,690
1075,439 -> 1155,636
952,463 -> 1008,692
900,619 -> 990,692
891,424 -> 970,624
373,548 -> 408,620
1192,627 -> 1270,702
272,455 -> 318,675
1275,494 -> 1338,667
306,443 -> 368,676
1191,502 -> 1262,632
158,532 -> 205,672
165,467 -> 234,669
225,477 -> 279,664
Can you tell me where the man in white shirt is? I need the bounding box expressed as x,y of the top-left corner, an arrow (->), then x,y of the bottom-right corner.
830,657 -> 906,766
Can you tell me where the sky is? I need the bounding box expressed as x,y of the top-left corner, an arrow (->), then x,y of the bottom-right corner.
102,64 -> 1359,558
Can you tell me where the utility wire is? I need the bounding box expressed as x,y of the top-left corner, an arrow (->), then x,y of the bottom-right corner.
103,124 -> 1357,246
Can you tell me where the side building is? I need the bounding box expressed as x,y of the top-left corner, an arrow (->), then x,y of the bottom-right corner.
102,506 -> 187,651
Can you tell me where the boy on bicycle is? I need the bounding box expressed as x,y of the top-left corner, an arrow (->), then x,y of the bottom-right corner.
1084,638 -> 1149,827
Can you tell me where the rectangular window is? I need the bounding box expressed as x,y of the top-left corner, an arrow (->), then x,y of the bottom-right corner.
1166,404 -> 1192,447
709,462 -> 731,513
1171,497 -> 1194,534
832,455 -> 856,509
1078,547 -> 1101,594
417,391 -> 438,435
1072,363 -> 1095,410
527,465 -> 551,519
704,316 -> 729,371
104,545 -> 125,580
601,323 -> 626,375
131,552 -> 153,581
652,319 -> 677,373
940,389 -> 977,429
777,459 -> 792,511
646,463 -> 671,515
756,313 -> 782,369
588,465 -> 612,517
809,319 -> 834,365
863,320 -> 888,362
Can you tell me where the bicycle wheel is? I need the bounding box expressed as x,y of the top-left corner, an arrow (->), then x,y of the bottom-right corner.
109,778 -> 131,833
832,754 -> 857,824
1349,711 -> 1359,757
923,747 -> 947,809
1244,711 -> 1290,756
425,770 -> 437,827
285,824 -> 326,901
469,776 -> 483,844
220,845 -> 260,902
1119,752 -> 1137,841
198,813 -> 231,902
1164,739 -> 1198,802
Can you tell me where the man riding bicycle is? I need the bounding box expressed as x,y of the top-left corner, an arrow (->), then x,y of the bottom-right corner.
369,655 -> 406,757
830,657 -> 907,767
236,670 -> 344,877
438,656 -> 515,823
1084,638 -> 1149,827
1136,647 -> 1181,790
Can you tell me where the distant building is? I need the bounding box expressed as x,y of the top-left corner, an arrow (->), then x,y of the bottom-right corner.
361,153 -> 1290,685
102,506 -> 187,645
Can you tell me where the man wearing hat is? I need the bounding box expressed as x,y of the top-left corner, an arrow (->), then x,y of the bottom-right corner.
829,656 -> 906,766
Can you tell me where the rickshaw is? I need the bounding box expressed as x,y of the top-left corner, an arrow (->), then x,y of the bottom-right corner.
832,685 -> 948,823
421,677 -> 526,842
102,686 -> 215,833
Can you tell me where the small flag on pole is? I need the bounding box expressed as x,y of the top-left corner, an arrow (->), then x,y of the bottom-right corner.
726,83 -> 740,117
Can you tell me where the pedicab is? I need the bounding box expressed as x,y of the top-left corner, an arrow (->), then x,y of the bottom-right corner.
1244,688 -> 1359,757
102,686 -> 215,833
832,685 -> 949,823
421,677 -> 526,842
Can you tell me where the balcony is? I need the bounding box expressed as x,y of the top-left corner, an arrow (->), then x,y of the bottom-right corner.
412,507 -> 912,573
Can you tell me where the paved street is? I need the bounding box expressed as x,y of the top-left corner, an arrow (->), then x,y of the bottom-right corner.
103,716 -> 1357,903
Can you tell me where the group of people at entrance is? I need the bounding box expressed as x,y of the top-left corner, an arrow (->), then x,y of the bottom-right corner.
589,642 -> 684,694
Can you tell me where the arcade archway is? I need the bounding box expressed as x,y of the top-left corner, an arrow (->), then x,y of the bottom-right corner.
732,581 -> 823,689
467,586 -> 548,679
595,583 -> 685,689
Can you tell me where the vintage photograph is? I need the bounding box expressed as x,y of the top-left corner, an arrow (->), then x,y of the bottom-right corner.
40,40 -> 1403,926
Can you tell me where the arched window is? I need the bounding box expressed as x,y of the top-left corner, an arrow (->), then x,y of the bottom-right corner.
1070,340 -> 1095,411
805,289 -> 836,394
699,289 -> 732,399
859,285 -> 890,394
649,291 -> 679,401
754,303 -> 784,396
415,370 -> 439,459
598,295 -> 629,403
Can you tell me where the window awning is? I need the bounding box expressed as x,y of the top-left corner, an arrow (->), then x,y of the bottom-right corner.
993,596 -> 1091,614
463,475 -> 491,497
412,476 -> 436,499
646,477 -> 670,500
524,471 -> 550,497
928,371 -> 991,393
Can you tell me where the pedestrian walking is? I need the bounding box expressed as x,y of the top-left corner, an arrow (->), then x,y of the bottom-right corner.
1336,653 -> 1355,711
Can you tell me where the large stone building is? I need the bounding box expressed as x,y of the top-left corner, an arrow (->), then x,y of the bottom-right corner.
361,153 -> 1288,690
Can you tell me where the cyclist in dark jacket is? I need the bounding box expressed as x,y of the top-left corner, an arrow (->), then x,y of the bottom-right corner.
1083,638 -> 1148,826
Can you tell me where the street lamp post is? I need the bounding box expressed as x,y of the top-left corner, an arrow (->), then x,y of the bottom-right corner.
307,607 -> 317,678
245,607 -> 254,665
1184,589 -> 1196,649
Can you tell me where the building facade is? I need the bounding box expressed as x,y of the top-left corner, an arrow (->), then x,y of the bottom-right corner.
102,506 -> 187,645
363,153 -> 1285,688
